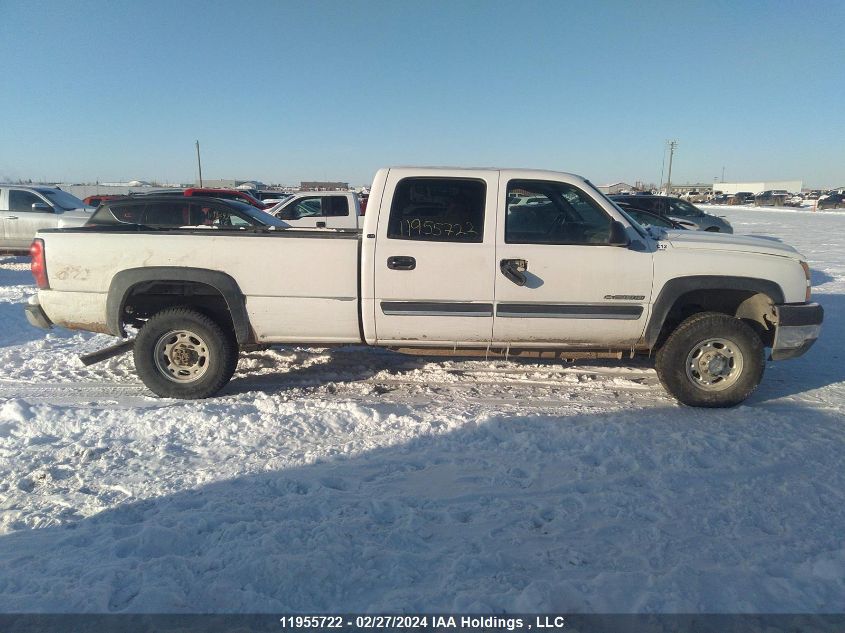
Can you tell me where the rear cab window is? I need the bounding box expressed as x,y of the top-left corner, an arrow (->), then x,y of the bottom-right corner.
386,177 -> 485,242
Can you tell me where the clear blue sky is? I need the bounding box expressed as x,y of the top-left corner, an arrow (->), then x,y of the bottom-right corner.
1,0 -> 842,187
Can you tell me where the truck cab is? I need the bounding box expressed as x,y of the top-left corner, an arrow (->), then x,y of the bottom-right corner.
269,191 -> 361,229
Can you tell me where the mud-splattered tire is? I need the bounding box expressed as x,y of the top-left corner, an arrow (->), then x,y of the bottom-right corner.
134,307 -> 237,399
656,312 -> 765,408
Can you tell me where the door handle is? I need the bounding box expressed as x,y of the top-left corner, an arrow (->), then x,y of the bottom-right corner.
6,216 -> 18,220
387,255 -> 416,271
316,221 -> 326,228
500,258 -> 528,286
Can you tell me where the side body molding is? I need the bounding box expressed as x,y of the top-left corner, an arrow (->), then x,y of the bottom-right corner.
643,275 -> 785,348
106,267 -> 252,344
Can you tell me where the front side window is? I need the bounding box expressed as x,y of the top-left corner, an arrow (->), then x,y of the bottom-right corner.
279,197 -> 323,220
188,203 -> 252,227
506,180 -> 611,245
10,190 -> 49,213
387,177 -> 485,242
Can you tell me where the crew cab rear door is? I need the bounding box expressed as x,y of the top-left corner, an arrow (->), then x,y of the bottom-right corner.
493,172 -> 653,347
372,169 -> 497,346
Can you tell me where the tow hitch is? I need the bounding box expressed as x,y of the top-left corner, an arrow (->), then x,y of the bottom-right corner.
79,339 -> 135,366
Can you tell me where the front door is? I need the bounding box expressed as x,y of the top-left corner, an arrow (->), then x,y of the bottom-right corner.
493,173 -> 654,347
373,170 -> 498,346
6,189 -> 58,250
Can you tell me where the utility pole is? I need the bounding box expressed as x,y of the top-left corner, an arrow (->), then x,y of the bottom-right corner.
195,140 -> 203,187
721,165 -> 726,183
665,140 -> 678,195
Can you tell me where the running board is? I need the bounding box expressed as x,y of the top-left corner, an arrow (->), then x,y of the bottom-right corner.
388,346 -> 624,360
79,339 -> 135,366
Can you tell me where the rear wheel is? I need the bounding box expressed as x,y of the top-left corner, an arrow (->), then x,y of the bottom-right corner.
134,307 -> 237,398
655,312 -> 764,407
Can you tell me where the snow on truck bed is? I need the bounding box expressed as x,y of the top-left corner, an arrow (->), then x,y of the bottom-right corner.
0,207 -> 843,613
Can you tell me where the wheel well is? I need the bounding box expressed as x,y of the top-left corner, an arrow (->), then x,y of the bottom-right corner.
121,281 -> 235,337
655,289 -> 776,349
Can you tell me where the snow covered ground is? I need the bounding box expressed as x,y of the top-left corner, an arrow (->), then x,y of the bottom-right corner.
0,207 -> 843,613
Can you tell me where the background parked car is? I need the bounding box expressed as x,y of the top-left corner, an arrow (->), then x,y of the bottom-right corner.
255,190 -> 292,205
0,185 -> 93,251
613,202 -> 688,230
817,193 -> 845,210
730,192 -> 756,205
85,196 -> 288,229
682,190 -> 707,203
83,194 -> 128,208
608,195 -> 733,232
784,194 -> 804,207
131,187 -> 269,209
754,190 -> 790,207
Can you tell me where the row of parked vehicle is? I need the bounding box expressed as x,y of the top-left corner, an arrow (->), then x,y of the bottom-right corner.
699,189 -> 843,209
1,183 -> 736,254
8,177 -> 845,252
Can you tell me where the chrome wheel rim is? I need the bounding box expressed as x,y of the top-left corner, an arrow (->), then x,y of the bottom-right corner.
685,337 -> 744,391
153,329 -> 210,383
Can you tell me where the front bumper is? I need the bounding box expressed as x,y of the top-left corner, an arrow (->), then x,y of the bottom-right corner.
770,302 -> 823,360
24,297 -> 53,330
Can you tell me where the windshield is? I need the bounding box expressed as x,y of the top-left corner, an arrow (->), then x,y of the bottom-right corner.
583,180 -> 649,240
668,199 -> 704,217
38,189 -> 90,211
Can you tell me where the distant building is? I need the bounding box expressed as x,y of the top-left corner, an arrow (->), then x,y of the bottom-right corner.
714,180 -> 803,194
668,183 -> 715,195
197,179 -> 266,189
300,181 -> 349,191
596,182 -> 634,195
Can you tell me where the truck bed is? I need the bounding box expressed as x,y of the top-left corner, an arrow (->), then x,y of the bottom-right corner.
39,228 -> 363,344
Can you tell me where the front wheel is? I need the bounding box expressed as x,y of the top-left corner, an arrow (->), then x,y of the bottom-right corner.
134,307 -> 237,398
655,312 -> 764,407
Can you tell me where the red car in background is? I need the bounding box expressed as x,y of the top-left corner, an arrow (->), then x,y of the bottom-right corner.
86,189 -> 268,209
180,188 -> 268,209
83,194 -> 127,207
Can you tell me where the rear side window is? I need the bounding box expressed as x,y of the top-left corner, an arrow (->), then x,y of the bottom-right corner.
324,196 -> 349,217
142,201 -> 192,226
387,177 -> 485,242
87,203 -> 144,225
624,197 -> 660,213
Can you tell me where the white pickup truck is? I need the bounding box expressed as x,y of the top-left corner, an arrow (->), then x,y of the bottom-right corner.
24,167 -> 823,407
268,191 -> 361,229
